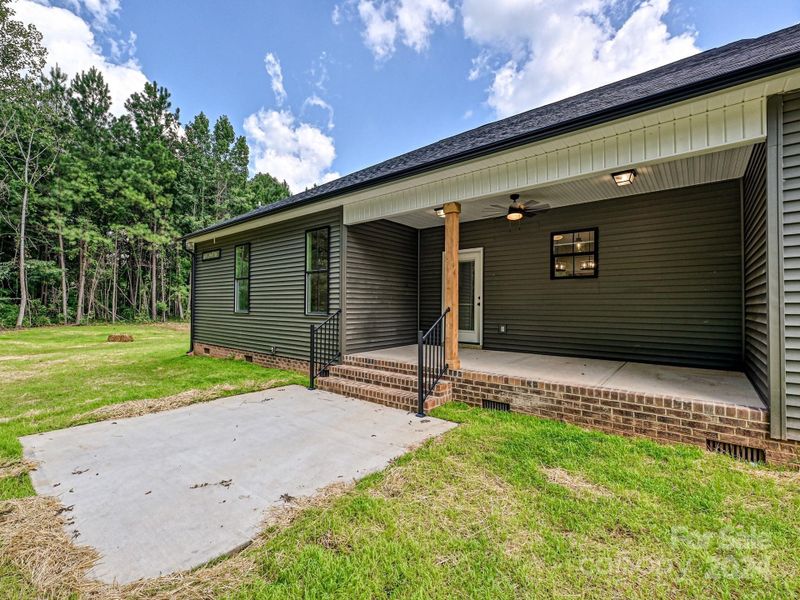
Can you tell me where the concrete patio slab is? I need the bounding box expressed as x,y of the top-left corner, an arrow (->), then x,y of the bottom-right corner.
21,385 -> 456,584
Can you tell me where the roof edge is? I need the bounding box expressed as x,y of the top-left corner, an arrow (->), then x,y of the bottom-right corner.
183,49 -> 800,242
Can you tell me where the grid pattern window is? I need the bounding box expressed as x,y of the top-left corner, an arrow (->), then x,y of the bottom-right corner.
234,244 -> 250,313
305,227 -> 330,315
201,249 -> 221,261
551,229 -> 598,278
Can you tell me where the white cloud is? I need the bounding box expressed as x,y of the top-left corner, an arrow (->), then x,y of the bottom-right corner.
461,0 -> 700,117
243,109 -> 340,193
357,1 -> 398,60
78,0 -> 120,30
347,0 -> 454,60
341,0 -> 699,118
264,52 -> 287,106
395,0 -> 454,52
12,0 -> 147,115
302,95 -> 335,130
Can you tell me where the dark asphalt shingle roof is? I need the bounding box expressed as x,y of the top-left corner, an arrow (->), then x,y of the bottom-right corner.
187,22 -> 800,240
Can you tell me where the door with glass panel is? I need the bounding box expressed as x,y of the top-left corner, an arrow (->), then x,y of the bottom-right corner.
442,248 -> 483,345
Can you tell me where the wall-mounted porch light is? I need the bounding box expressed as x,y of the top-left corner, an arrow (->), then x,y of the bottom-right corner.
611,169 -> 636,186
434,207 -> 446,217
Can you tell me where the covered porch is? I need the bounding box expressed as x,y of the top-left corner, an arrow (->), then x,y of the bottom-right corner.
326,85 -> 793,457
327,136 -> 786,458
350,344 -> 765,409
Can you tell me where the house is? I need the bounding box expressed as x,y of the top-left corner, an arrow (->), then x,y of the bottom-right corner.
183,24 -> 800,465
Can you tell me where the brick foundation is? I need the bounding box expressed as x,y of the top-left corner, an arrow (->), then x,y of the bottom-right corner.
192,342 -> 308,375
345,355 -> 800,467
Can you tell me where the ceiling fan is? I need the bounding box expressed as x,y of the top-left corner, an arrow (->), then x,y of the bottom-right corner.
484,193 -> 551,221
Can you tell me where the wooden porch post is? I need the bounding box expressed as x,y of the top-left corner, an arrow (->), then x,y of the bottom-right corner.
443,201 -> 461,370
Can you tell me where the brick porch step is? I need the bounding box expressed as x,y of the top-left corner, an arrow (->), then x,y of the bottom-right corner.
317,372 -> 449,413
327,364 -> 451,398
342,355 -> 419,376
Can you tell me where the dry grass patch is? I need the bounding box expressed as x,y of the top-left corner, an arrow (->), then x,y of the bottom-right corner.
0,482 -> 353,600
0,496 -> 100,598
0,460 -> 38,480
70,379 -> 291,423
542,467 -> 613,498
0,368 -> 46,384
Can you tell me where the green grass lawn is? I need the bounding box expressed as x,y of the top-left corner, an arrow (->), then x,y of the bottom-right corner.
228,404 -> 800,599
0,323 -> 306,501
2,326 -> 800,598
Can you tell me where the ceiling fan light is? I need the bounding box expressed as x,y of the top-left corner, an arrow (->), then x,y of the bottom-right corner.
506,205 -> 524,221
612,169 -> 636,186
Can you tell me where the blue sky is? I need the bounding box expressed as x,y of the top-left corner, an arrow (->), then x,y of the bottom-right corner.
13,0 -> 800,193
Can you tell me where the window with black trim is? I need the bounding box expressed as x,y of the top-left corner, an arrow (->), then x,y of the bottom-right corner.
202,249 -> 221,261
551,229 -> 598,279
305,227 -> 329,314
234,244 -> 250,313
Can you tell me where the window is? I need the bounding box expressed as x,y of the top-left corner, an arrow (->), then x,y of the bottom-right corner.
305,227 -> 329,314
201,249 -> 221,261
551,228 -> 598,279
234,244 -> 250,313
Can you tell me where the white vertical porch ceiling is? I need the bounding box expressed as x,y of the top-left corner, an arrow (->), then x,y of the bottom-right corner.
385,144 -> 755,228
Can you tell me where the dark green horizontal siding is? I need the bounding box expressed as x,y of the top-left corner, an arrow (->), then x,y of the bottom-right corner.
421,180 -> 743,369
345,220 -> 418,353
194,208 -> 341,361
742,143 -> 768,402
781,92 -> 800,440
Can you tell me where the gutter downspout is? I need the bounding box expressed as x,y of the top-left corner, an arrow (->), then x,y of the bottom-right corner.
182,240 -> 196,355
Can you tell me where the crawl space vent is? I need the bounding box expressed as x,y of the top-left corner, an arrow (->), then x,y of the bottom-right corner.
482,399 -> 510,412
203,347 -> 210,355
706,439 -> 765,464
244,355 -> 253,363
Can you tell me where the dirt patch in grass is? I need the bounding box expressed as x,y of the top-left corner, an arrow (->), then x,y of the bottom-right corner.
543,467 -> 612,498
70,380 -> 291,423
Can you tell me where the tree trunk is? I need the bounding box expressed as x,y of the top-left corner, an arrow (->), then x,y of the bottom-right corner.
160,251 -> 167,322
87,257 -> 101,320
58,229 -> 68,324
15,185 -> 29,328
150,245 -> 157,320
111,237 -> 118,323
76,240 -> 87,324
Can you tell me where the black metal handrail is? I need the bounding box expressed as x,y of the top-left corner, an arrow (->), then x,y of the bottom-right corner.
309,309 -> 341,390
417,307 -> 450,417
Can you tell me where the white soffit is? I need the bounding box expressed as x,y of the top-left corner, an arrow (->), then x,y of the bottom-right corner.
344,69 -> 800,226
385,145 -> 755,229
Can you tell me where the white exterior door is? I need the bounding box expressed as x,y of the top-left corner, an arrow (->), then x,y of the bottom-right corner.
442,248 -> 483,345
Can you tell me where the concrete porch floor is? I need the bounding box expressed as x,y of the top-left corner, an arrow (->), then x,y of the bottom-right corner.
351,345 -> 765,409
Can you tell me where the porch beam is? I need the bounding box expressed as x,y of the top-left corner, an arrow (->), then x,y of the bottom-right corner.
444,202 -> 461,370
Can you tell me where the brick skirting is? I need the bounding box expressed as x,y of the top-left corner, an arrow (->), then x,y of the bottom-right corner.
192,342 -> 308,375
346,355 -> 800,467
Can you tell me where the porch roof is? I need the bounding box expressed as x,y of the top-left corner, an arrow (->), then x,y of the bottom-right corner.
351,345 -> 765,410
185,24 -> 800,242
